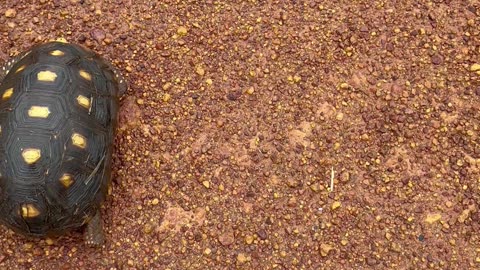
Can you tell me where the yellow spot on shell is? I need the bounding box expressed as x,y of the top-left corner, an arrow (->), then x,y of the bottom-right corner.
37,70 -> 57,82
22,148 -> 41,164
71,133 -> 87,149
55,37 -> 68,43
2,88 -> 13,100
50,50 -> 65,56
28,106 -> 51,118
76,95 -> 91,109
15,65 -> 26,73
79,70 -> 92,81
21,204 -> 40,218
59,173 -> 74,188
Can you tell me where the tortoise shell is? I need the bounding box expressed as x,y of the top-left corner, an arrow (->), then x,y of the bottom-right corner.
0,41 -> 125,239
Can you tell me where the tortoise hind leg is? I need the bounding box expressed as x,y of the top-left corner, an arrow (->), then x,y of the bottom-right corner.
84,209 -> 105,247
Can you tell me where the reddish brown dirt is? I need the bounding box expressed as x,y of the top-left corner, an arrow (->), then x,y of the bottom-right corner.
1,1 -> 480,269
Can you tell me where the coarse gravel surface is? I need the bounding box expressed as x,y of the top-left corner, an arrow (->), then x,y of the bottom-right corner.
1,0 -> 480,269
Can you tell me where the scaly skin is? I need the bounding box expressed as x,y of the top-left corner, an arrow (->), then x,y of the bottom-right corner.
84,210 -> 105,247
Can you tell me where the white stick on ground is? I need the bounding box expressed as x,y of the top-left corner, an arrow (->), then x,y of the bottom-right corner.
330,167 -> 334,192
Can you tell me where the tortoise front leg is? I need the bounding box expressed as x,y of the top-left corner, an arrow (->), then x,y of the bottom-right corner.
84,209 -> 105,247
0,52 -> 29,82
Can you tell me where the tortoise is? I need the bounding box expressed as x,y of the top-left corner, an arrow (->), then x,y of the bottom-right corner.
0,41 -> 126,246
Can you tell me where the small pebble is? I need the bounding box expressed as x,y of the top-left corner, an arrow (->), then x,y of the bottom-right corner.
245,235 -> 254,244
458,209 -> 470,223
470,63 -> 480,72
5,9 -> 16,18
431,54 -> 443,65
90,28 -> 106,42
336,112 -> 344,121
202,180 -> 210,189
257,229 -> 267,240
195,66 -> 205,76
320,243 -> 333,257
177,26 -> 188,36
45,238 -> 54,245
425,213 -> 442,224
366,257 -> 378,266
218,229 -> 235,246
162,82 -> 172,91
24,242 -> 34,250
163,93 -> 171,102
331,201 -> 341,210
237,253 -> 249,263
144,223 -> 154,234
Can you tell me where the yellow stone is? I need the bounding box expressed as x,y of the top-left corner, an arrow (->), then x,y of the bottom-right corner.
71,133 -> 87,149
331,201 -> 341,210
245,235 -> 254,244
37,70 -> 57,82
458,209 -> 470,223
177,26 -> 188,36
21,204 -> 40,218
336,112 -> 344,121
59,173 -> 74,188
162,82 -> 172,91
202,180 -> 210,189
5,8 -> 16,18
425,213 -> 442,224
50,50 -> 65,56
237,253 -> 249,263
470,63 -> 480,72
22,148 -> 41,164
28,106 -> 51,118
320,243 -> 334,257
163,93 -> 171,102
79,70 -> 92,81
195,66 -> 205,76
152,198 -> 159,205
2,88 -> 13,100
77,95 -> 91,109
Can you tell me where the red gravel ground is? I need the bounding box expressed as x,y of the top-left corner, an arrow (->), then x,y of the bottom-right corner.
1,0 -> 480,269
